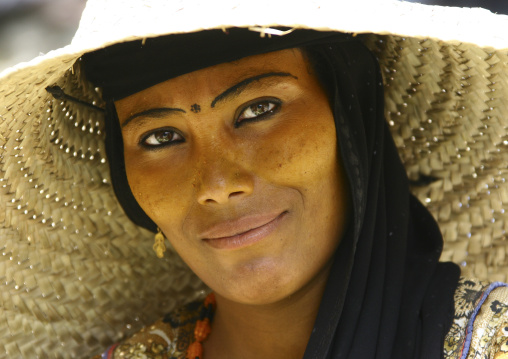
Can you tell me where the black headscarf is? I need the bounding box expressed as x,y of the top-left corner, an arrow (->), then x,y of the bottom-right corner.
82,28 -> 460,359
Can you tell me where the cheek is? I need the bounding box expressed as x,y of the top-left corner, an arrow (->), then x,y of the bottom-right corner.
249,109 -> 338,188
252,106 -> 347,245
123,149 -> 192,226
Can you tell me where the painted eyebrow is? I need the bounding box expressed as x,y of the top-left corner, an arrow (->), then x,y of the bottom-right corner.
121,107 -> 186,128
210,72 -> 297,108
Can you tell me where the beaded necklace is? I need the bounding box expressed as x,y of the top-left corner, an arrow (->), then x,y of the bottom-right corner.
186,293 -> 216,359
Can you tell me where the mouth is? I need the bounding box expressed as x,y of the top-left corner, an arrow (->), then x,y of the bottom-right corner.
201,211 -> 288,250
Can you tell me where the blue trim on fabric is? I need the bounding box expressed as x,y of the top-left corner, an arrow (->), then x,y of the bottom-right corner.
102,344 -> 116,359
459,281 -> 508,359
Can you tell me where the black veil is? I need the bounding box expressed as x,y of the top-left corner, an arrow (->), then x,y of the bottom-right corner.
302,40 -> 460,359
82,29 -> 460,359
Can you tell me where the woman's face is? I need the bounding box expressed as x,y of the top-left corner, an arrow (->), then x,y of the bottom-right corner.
115,49 -> 349,305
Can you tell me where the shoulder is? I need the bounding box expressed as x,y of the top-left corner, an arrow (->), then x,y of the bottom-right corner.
444,277 -> 508,359
93,300 -> 204,359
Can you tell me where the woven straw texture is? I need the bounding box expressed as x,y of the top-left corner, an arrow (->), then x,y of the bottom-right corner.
364,35 -> 508,282
1,0 -> 508,357
0,59 -> 206,357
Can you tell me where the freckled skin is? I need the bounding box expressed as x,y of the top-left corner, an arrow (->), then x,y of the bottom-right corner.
115,49 -> 350,307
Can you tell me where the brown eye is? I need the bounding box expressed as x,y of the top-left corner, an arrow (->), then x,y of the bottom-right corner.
142,129 -> 183,147
237,100 -> 279,124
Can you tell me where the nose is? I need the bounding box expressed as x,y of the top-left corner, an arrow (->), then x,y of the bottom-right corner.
195,149 -> 254,205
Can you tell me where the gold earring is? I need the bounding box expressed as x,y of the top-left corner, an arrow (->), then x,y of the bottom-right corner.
153,228 -> 166,258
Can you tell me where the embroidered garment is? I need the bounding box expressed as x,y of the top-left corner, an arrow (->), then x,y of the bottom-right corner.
95,301 -> 202,359
444,278 -> 508,359
94,277 -> 508,359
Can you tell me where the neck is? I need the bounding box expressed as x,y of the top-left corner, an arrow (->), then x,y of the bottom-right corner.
204,263 -> 331,359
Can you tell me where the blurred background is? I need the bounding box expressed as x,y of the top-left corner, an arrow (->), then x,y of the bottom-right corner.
0,0 -> 506,73
0,0 -> 85,72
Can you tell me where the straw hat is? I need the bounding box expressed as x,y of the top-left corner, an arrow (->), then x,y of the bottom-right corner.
2,0 -> 508,357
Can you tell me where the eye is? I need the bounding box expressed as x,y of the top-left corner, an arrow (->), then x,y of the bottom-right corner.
141,128 -> 184,148
236,100 -> 280,126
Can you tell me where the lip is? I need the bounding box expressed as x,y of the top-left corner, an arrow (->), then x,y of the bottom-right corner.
201,211 -> 287,250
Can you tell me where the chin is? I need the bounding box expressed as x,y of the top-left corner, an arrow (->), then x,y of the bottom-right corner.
209,258 -> 304,305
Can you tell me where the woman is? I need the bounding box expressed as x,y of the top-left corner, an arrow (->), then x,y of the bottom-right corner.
2,1 -> 508,358
80,29 -> 462,358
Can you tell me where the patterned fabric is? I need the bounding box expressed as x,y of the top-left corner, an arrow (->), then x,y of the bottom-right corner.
94,301 -> 202,359
93,278 -> 508,359
444,278 -> 508,359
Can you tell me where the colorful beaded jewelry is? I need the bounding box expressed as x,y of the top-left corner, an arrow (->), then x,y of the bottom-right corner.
186,293 -> 216,359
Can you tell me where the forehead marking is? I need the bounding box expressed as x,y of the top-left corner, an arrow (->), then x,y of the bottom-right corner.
190,104 -> 201,113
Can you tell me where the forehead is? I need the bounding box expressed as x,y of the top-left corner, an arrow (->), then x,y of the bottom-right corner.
208,48 -> 306,78
115,49 -> 309,111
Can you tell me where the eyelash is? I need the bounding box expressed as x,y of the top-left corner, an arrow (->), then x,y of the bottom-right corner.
235,98 -> 281,127
140,99 -> 281,148
141,128 -> 184,148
